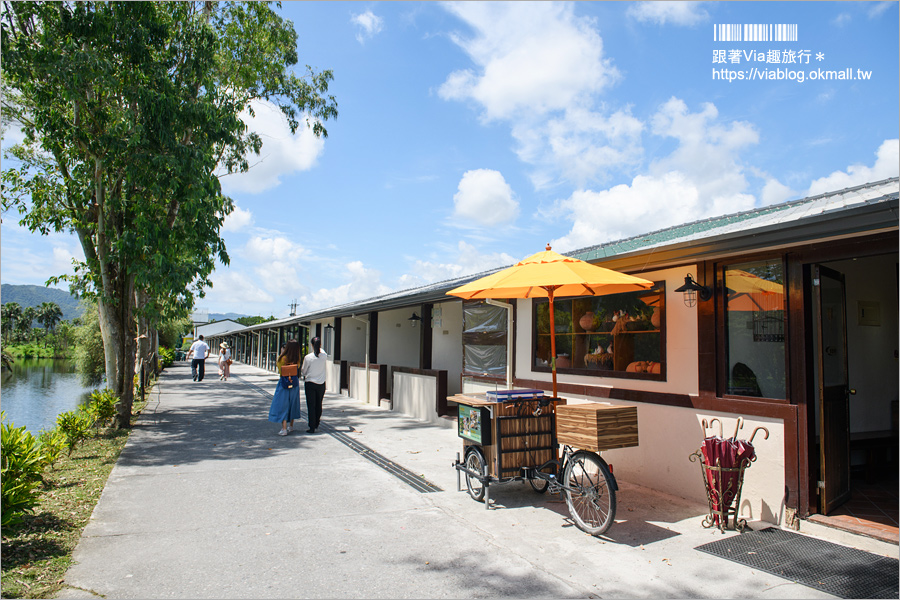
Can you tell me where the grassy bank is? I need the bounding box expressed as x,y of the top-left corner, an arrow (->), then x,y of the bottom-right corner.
0,399 -> 147,599
4,343 -> 73,360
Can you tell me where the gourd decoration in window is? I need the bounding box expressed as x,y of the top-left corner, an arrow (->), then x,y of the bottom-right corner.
534,283 -> 665,378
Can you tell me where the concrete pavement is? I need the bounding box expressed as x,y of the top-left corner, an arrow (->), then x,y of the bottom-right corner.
56,360 -> 897,599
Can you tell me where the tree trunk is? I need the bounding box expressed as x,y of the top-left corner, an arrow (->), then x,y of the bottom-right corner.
134,287 -> 151,390
97,276 -> 136,429
151,326 -> 159,376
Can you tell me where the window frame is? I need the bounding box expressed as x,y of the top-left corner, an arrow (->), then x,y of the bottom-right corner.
530,282 -> 667,382
716,255 -> 790,402
461,299 -> 510,381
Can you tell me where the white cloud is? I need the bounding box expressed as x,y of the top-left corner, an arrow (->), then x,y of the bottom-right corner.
404,240 -> 517,286
439,2 -> 618,122
218,100 -> 326,195
868,2 -> 893,18
351,10 -> 384,43
206,270 -> 274,309
832,13 -> 852,27
648,98 -> 758,204
452,169 -> 519,227
627,1 -> 709,26
552,98 -> 761,251
222,204 -> 254,232
807,139 -> 900,196
301,261 -> 392,311
439,3 -> 638,188
512,106 -> 644,188
760,178 -> 796,206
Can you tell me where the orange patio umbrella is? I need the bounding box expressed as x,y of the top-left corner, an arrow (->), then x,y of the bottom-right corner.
447,245 -> 654,397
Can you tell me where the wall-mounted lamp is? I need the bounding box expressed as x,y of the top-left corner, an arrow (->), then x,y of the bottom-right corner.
674,274 -> 711,307
324,323 -> 334,331
408,312 -> 422,327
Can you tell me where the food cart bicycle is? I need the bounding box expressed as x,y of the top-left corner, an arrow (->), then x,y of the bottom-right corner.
452,391 -> 639,536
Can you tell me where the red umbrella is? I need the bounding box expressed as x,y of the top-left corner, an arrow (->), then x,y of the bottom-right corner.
699,419 -> 769,526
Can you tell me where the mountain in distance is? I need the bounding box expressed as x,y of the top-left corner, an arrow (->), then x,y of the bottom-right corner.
1,284 -> 84,322
1,285 -> 253,325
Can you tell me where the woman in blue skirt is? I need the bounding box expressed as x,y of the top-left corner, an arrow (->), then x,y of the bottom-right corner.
268,340 -> 302,436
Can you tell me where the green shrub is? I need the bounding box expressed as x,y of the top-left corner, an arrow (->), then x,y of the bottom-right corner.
37,428 -> 67,470
86,389 -> 119,429
1,413 -> 47,528
158,346 -> 175,369
56,409 -> 93,455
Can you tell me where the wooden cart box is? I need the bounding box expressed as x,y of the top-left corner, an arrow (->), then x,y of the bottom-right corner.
555,403 -> 639,452
452,393 -> 564,479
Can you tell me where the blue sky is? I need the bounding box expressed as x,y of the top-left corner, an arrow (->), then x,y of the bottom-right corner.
2,1 -> 898,319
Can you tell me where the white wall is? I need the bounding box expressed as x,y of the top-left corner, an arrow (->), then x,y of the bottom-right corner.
377,308 -> 421,375
340,316 -> 368,364
350,364 -> 381,404
432,301 -> 463,396
392,371 -> 452,426
829,254 -> 899,433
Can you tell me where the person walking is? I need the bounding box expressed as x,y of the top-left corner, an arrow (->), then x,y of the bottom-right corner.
218,342 -> 232,381
187,335 -> 210,382
268,340 -> 303,436
301,336 -> 327,433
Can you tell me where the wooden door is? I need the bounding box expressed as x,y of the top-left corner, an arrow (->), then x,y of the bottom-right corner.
815,265 -> 851,514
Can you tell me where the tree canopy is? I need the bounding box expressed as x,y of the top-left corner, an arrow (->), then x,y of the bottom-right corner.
2,1 -> 337,426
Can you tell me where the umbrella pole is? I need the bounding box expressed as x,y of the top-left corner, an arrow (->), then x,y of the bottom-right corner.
548,290 -> 558,397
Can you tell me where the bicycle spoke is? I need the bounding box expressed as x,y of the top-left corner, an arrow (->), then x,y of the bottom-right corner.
564,451 -> 616,535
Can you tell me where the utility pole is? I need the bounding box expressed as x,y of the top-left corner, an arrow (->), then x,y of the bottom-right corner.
288,300 -> 298,317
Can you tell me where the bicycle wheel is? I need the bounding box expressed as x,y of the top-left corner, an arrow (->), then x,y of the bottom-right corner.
529,476 -> 549,494
464,447 -> 488,502
563,451 -> 616,535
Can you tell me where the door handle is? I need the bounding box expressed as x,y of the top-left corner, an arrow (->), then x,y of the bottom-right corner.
849,389 -> 857,395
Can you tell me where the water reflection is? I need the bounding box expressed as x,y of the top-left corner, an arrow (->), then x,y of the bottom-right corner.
1,358 -> 101,432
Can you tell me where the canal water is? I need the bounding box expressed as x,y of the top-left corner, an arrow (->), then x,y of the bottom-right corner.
1,358 -> 101,433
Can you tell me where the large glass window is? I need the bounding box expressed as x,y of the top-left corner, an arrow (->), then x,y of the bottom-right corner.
724,259 -> 786,398
462,301 -> 508,378
533,284 -> 665,378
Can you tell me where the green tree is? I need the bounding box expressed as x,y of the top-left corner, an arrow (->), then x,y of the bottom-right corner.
74,300 -> 106,386
17,306 -> 37,342
2,2 -> 336,427
37,301 -> 63,334
1,302 -> 22,340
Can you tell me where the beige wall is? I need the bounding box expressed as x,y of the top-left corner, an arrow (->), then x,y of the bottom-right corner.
509,265 -> 788,523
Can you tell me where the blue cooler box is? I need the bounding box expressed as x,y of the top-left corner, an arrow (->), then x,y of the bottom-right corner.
485,389 -> 544,403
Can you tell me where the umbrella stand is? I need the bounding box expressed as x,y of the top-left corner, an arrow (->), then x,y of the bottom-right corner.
689,421 -> 769,533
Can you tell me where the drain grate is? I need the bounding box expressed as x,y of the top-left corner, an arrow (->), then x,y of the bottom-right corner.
696,527 -> 899,599
234,375 -> 443,493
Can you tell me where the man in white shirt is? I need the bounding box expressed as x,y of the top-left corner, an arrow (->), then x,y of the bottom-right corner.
187,335 -> 210,382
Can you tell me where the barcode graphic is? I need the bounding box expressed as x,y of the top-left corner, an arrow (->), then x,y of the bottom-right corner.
714,24 -> 798,42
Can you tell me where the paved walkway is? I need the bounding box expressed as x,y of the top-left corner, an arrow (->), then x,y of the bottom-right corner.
57,361 -> 896,599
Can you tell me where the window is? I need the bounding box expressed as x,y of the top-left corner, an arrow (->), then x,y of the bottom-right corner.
462,300 -> 508,378
723,259 -> 786,398
532,284 -> 666,378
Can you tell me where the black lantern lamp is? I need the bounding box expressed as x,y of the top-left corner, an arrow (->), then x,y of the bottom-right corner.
674,274 -> 711,307
408,312 -> 422,327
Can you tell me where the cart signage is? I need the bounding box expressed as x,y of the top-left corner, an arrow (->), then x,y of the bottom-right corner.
458,404 -> 490,444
